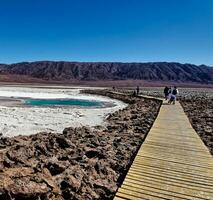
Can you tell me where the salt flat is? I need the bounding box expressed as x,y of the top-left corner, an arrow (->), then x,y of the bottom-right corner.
0,86 -> 127,137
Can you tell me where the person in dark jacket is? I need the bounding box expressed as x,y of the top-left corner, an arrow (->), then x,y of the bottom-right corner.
136,86 -> 140,96
163,86 -> 169,100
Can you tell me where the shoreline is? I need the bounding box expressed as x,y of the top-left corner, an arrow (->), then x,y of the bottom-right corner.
0,86 -> 127,137
0,79 -> 213,88
0,89 -> 162,199
0,96 -> 116,109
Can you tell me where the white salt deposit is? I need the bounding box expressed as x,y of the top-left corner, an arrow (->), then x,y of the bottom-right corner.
0,86 -> 127,137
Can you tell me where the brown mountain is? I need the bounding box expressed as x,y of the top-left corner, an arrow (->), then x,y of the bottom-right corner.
0,61 -> 213,84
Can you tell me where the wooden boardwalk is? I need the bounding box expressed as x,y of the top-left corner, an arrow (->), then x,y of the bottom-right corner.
114,101 -> 213,200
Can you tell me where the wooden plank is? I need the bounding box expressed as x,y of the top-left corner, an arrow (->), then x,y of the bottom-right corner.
114,101 -> 213,199
117,187 -> 170,200
127,170 -> 213,188
126,173 -> 213,191
128,168 -> 213,185
123,177 -> 213,199
135,155 -> 213,169
135,152 -> 213,164
131,162 -> 213,178
129,165 -> 213,182
138,146 -> 212,160
121,184 -> 189,200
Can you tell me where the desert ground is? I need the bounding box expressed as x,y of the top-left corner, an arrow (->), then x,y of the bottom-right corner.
0,85 -> 212,200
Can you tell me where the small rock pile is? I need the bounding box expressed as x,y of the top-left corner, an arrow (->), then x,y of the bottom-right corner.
0,90 -> 161,200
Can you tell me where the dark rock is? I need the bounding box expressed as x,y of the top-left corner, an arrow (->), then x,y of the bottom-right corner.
46,159 -> 67,176
56,136 -> 74,148
6,145 -> 35,164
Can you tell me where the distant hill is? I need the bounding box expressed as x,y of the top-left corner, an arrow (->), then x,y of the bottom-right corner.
0,61 -> 213,84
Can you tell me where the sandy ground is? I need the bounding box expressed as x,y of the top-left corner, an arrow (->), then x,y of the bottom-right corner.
0,86 -> 127,137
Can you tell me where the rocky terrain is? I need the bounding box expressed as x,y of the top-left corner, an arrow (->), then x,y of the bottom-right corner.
0,61 -> 213,84
0,90 -> 161,200
180,91 -> 213,155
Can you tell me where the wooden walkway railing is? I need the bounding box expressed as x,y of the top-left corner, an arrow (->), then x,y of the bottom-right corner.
114,101 -> 213,200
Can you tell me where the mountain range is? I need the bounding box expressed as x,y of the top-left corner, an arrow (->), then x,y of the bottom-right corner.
0,61 -> 213,84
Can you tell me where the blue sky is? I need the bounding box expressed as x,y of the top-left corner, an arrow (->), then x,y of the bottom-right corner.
0,0 -> 213,65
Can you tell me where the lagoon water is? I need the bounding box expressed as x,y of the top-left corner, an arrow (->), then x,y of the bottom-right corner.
25,98 -> 103,107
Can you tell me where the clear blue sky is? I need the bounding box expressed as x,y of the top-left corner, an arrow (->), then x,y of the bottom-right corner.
0,0 -> 213,65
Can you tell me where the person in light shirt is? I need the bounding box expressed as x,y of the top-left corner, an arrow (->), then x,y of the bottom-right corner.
168,86 -> 178,104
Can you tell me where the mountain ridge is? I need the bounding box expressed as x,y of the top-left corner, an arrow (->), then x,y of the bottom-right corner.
0,61 -> 213,84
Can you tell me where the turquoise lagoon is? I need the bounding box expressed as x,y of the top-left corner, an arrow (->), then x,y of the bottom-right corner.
24,98 -> 103,107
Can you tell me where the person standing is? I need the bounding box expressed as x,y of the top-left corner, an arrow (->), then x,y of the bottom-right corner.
168,86 -> 172,101
136,86 -> 140,96
171,86 -> 178,104
163,86 -> 169,100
